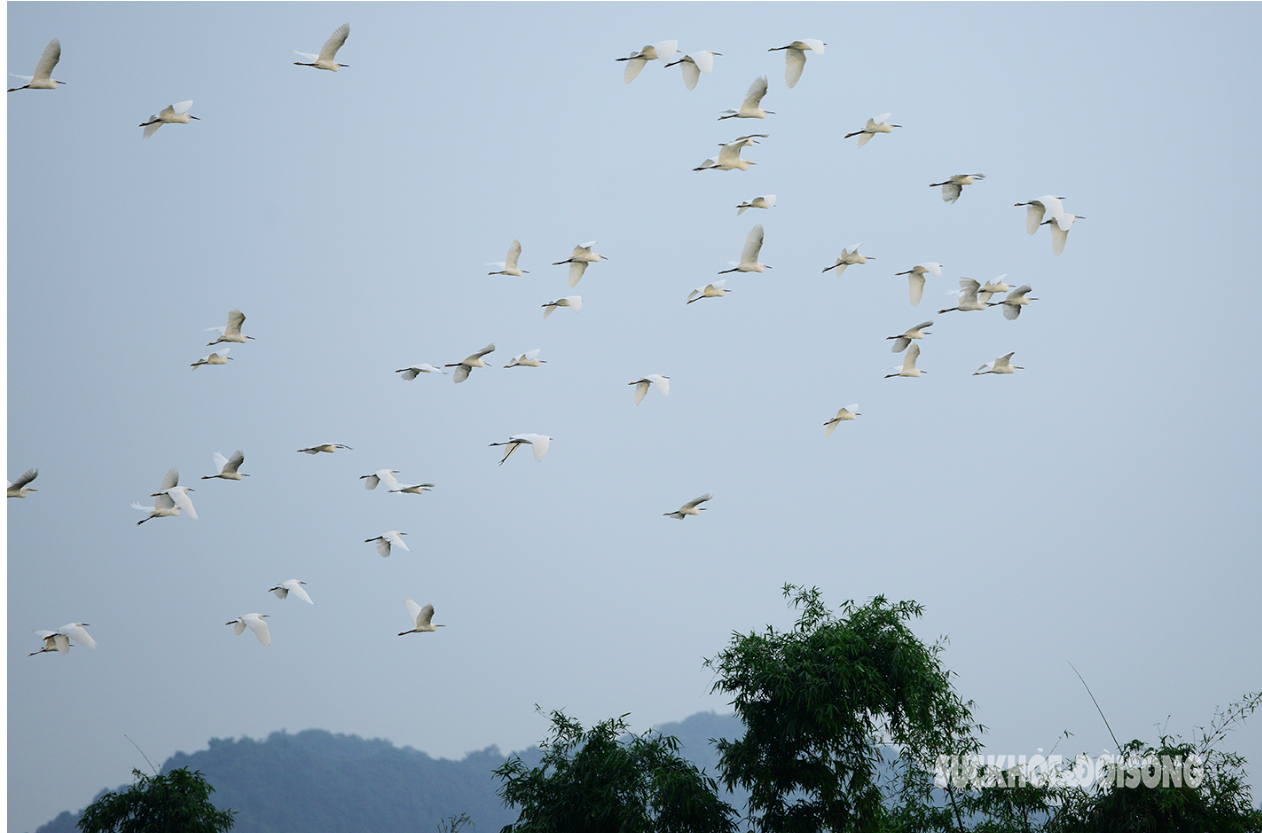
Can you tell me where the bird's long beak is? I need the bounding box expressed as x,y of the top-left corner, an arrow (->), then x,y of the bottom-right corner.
190,115 -> 201,120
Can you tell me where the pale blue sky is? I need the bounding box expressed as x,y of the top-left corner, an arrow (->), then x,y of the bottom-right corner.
7,3 -> 1262,831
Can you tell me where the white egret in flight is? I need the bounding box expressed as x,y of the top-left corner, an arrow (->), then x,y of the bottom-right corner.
887,321 -> 934,354
542,296 -> 582,319
665,50 -> 721,90
719,224 -> 770,273
630,374 -> 670,405
979,276 -> 1014,304
694,134 -> 766,172
720,76 -> 772,119
975,352 -> 1023,375
7,468 -> 39,498
297,443 -> 353,454
845,113 -> 901,147
399,599 -> 445,635
687,279 -> 731,304
824,405 -> 860,437
396,364 -> 446,379
360,469 -> 400,490
140,101 -> 199,139
490,434 -> 552,465
885,343 -> 926,378
504,349 -> 546,368
151,467 -> 197,520
363,470 -> 432,494
553,242 -> 607,287
895,262 -> 943,306
366,531 -> 409,557
30,623 -> 96,656
445,343 -> 496,383
616,40 -> 677,83
990,285 -> 1038,320
294,23 -> 350,71
269,579 -> 314,605
930,173 -> 985,204
769,39 -> 825,88
1015,196 -> 1066,235
132,495 -> 179,524
821,244 -> 874,276
939,279 -> 988,314
736,194 -> 776,215
664,493 -> 712,520
202,450 -> 247,481
487,240 -> 529,276
8,39 -> 64,92
191,348 -> 231,370
226,614 -> 270,647
1045,214 -> 1085,256
206,309 -> 253,346
391,482 -> 435,495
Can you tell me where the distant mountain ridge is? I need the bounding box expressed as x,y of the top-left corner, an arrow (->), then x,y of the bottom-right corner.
31,711 -> 744,833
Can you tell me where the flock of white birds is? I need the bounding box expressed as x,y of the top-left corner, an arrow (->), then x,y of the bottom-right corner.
9,21 -> 1084,657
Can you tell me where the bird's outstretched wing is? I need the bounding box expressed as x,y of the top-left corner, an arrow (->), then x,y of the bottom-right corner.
244,616 -> 271,647
741,224 -> 764,264
34,38 -> 61,81
903,343 -> 921,371
287,581 -> 314,605
1050,220 -> 1069,256
320,23 -> 350,62
60,623 -> 97,649
744,75 -> 768,107
224,309 -> 246,335
168,488 -> 197,520
784,48 -> 807,88
405,598 -> 424,627
160,467 -> 180,491
524,435 -> 550,462
505,239 -> 523,269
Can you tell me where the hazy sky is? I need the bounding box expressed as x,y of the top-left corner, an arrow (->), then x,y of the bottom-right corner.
7,3 -> 1262,831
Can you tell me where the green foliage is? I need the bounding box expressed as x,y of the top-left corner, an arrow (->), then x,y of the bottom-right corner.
1050,692 -> 1262,833
436,813 -> 474,833
705,584 -> 982,833
493,709 -> 738,833
75,767 -> 236,833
